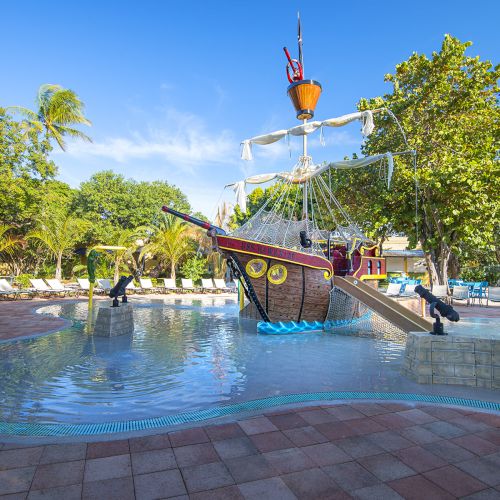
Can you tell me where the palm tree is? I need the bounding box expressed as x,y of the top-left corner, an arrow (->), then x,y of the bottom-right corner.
28,212 -> 88,280
0,225 -> 22,254
10,84 -> 91,151
141,214 -> 196,280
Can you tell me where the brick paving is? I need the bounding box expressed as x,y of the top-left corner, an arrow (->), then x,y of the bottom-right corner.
0,402 -> 499,499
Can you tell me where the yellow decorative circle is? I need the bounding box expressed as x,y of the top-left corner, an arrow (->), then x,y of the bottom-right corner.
246,258 -> 267,278
359,247 -> 365,255
267,264 -> 287,285
324,270 -> 333,280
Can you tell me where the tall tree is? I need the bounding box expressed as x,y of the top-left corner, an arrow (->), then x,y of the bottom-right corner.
140,214 -> 196,280
332,35 -> 499,285
10,84 -> 91,151
28,211 -> 88,280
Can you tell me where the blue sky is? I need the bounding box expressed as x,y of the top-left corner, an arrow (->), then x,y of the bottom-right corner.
2,1 -> 499,219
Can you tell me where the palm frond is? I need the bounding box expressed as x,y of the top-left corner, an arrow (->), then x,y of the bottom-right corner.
6,106 -> 39,121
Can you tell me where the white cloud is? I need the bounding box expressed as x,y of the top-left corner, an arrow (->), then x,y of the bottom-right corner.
60,109 -> 238,173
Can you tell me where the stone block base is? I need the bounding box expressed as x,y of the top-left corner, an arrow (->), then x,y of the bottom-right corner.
402,331 -> 500,389
93,303 -> 134,337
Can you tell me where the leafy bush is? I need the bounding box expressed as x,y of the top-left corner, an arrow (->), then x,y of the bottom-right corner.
14,274 -> 35,288
180,256 -> 207,282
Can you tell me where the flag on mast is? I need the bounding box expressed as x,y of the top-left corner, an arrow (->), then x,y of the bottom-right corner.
297,12 -> 303,72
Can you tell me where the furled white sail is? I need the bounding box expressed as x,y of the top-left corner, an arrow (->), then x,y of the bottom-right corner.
240,110 -> 381,160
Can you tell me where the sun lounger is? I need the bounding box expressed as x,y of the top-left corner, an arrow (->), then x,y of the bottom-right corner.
431,285 -> 449,301
77,278 -> 106,295
139,278 -> 163,293
400,283 -> 417,297
45,279 -> 78,297
29,279 -> 65,297
385,283 -> 402,297
451,285 -> 470,306
97,279 -> 112,292
0,279 -> 34,300
227,281 -> 238,293
181,278 -> 200,293
125,280 -> 139,294
487,287 -> 500,307
214,279 -> 231,292
162,278 -> 180,293
201,278 -> 218,293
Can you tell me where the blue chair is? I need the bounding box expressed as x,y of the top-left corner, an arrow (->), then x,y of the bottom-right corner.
470,282 -> 488,306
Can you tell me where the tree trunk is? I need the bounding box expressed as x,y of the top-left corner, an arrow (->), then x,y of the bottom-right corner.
448,253 -> 460,279
114,258 -> 120,284
55,252 -> 63,281
424,245 -> 451,289
171,261 -> 176,281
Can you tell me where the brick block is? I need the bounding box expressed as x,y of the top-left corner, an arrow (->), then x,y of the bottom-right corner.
417,349 -> 431,362
475,352 -> 491,365
416,375 -> 432,384
432,376 -> 447,385
432,364 -> 454,376
474,339 -> 492,352
431,351 -> 446,363
449,341 -> 474,352
416,363 -> 432,376
454,364 -> 475,378
475,365 -> 492,379
445,377 -> 477,387
446,351 -> 475,364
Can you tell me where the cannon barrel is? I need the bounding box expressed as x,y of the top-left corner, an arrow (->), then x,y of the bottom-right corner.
161,206 -> 226,235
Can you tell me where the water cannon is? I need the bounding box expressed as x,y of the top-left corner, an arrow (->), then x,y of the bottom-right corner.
109,275 -> 134,307
414,285 -> 460,335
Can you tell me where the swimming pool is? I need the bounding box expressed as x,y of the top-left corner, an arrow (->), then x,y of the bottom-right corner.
0,297 -> 411,424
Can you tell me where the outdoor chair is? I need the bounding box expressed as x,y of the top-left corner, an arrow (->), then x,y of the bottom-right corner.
125,280 -> 139,294
181,278 -> 199,293
45,279 -> 78,297
214,279 -> 231,293
451,285 -> 470,306
400,284 -> 418,297
29,279 -> 65,298
162,278 -> 180,293
76,278 -> 106,295
431,285 -> 449,302
0,279 -> 34,300
385,283 -> 402,297
201,278 -> 218,293
139,278 -> 163,294
487,287 -> 500,307
97,279 -> 112,292
227,281 -> 238,293
470,281 -> 488,306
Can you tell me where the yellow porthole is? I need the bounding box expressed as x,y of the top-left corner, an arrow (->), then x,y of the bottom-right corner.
246,258 -> 267,278
268,264 -> 287,285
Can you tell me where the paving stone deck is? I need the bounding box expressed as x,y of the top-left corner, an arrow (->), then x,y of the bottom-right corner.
0,402 -> 499,499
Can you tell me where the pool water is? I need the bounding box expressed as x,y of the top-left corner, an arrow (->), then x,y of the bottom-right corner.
1,297 -> 408,424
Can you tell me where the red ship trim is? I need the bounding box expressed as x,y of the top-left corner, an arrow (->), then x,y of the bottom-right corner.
216,236 -> 333,278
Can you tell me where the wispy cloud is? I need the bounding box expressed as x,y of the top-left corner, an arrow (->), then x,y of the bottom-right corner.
60,109 -> 238,173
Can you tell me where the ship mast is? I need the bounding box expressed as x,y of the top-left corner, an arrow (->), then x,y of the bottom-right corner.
283,13 -> 321,221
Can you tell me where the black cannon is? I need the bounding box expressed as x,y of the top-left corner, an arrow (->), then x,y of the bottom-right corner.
109,275 -> 134,307
414,285 -> 460,335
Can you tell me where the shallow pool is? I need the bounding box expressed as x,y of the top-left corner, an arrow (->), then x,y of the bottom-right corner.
0,297 -> 417,424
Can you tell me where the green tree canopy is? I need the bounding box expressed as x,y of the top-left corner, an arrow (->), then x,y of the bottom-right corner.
10,84 -> 91,151
331,35 -> 499,284
74,171 -> 191,242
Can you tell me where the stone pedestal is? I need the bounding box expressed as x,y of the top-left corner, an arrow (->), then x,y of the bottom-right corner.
93,303 -> 134,337
402,331 -> 500,388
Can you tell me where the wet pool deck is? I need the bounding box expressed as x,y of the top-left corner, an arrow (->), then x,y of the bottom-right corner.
1,402 -> 500,499
1,297 -> 500,498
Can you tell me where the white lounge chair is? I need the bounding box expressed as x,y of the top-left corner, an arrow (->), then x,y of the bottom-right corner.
125,280 -> 139,294
487,287 -> 500,307
385,283 -> 402,297
45,279 -> 78,297
29,279 -> 64,297
0,279 -> 34,300
214,279 -> 231,292
432,285 -> 448,300
97,279 -> 112,291
162,278 -> 180,293
451,285 -> 470,306
227,280 -> 238,293
400,284 -> 417,297
181,278 -> 199,293
77,278 -> 105,295
201,278 -> 218,293
139,278 -> 162,293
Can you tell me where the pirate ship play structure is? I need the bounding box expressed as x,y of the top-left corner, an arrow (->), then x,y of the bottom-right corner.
163,18 -> 432,335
